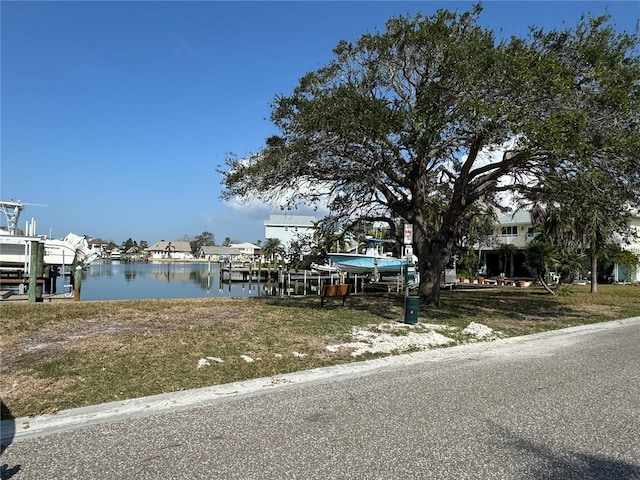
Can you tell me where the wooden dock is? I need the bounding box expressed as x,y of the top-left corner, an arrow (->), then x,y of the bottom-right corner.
0,291 -> 74,302
219,267 -> 411,296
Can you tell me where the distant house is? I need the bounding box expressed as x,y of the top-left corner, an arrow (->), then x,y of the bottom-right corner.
125,246 -> 146,262
146,241 -> 193,260
88,238 -> 109,258
229,242 -> 261,259
264,215 -> 317,247
199,246 -> 242,262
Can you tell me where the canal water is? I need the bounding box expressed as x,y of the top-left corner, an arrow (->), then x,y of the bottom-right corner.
67,262 -> 266,301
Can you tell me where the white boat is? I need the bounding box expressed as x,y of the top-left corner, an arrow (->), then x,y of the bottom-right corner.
63,232 -> 101,266
0,200 -> 98,272
0,234 -> 43,268
327,237 -> 412,275
110,249 -> 122,261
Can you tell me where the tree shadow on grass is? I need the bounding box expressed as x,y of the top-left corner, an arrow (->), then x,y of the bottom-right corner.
258,288 -> 578,327
261,292 -> 405,321
489,422 -> 640,479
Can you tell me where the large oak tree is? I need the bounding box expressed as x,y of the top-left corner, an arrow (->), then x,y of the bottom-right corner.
220,5 -> 639,306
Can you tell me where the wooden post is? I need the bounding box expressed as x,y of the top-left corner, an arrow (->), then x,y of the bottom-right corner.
28,240 -> 39,302
73,266 -> 82,301
34,241 -> 44,301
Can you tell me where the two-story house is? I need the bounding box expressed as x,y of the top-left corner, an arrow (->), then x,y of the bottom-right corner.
478,210 -> 534,277
229,242 -> 261,260
264,215 -> 318,248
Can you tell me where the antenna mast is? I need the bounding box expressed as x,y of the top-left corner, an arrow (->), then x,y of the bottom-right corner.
0,200 -> 48,235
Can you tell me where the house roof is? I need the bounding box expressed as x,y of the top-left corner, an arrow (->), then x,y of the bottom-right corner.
229,242 -> 260,250
200,246 -> 242,255
497,210 -> 531,225
89,238 -> 109,245
264,215 -> 318,227
146,241 -> 192,253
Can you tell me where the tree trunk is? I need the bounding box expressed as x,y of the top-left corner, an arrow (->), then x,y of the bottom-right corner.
419,265 -> 442,307
590,254 -> 598,294
415,236 -> 451,308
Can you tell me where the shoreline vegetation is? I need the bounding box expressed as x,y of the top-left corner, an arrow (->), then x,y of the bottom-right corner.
1,285 -> 639,419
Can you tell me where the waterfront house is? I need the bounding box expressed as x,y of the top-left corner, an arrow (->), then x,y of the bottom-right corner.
229,242 -> 261,259
264,215 -> 318,247
146,241 -> 193,260
199,246 -> 242,262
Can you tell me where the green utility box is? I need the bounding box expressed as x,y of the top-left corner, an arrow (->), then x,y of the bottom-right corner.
404,295 -> 419,324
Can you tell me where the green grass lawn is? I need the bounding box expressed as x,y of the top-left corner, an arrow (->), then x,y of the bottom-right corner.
1,284 -> 638,418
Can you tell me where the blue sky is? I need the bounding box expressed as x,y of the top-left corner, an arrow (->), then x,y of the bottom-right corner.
2,1 -> 638,246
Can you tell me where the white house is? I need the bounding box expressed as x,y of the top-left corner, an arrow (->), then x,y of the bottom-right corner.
229,242 -> 261,259
478,209 -> 640,281
474,210 -> 535,277
264,215 -> 318,247
616,212 -> 640,282
492,210 -> 535,249
145,241 -> 193,260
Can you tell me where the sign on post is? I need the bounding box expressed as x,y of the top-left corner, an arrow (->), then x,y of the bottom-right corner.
403,224 -> 413,245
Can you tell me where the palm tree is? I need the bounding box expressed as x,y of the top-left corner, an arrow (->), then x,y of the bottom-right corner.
261,238 -> 283,271
525,240 -> 558,295
164,241 -> 175,259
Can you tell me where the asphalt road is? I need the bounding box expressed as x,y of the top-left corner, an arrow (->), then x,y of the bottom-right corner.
1,318 -> 639,480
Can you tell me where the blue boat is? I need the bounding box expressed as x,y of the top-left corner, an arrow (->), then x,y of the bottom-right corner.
327,238 -> 409,275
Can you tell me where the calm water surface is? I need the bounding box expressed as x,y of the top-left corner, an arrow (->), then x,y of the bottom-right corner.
74,262 -> 264,301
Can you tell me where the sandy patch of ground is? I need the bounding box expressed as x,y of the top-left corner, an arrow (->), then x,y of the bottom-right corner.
194,321 -> 502,367
326,321 -> 502,357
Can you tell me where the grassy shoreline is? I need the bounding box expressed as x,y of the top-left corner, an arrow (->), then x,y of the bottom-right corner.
1,285 -> 639,419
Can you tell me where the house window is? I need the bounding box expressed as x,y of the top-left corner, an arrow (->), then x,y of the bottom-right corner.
501,226 -> 518,235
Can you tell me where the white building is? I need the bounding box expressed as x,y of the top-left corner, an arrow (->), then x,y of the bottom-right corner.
145,241 -> 193,260
264,215 -> 317,247
616,212 -> 640,282
479,209 -> 640,281
229,242 -> 261,259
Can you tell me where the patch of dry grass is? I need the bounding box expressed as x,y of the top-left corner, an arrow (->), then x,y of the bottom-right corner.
1,285 -> 638,418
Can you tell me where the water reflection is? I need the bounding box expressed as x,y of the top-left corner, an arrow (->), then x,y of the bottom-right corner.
73,261 -> 264,301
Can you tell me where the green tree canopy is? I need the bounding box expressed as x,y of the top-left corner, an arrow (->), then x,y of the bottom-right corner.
220,4 -> 640,306
261,238 -> 284,269
190,231 -> 216,255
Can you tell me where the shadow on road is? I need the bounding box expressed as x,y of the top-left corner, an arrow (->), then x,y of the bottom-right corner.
1,399 -> 21,480
489,422 -> 640,479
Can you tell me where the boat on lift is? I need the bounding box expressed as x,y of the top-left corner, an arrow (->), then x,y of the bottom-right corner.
0,200 -> 99,275
327,237 -> 412,276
